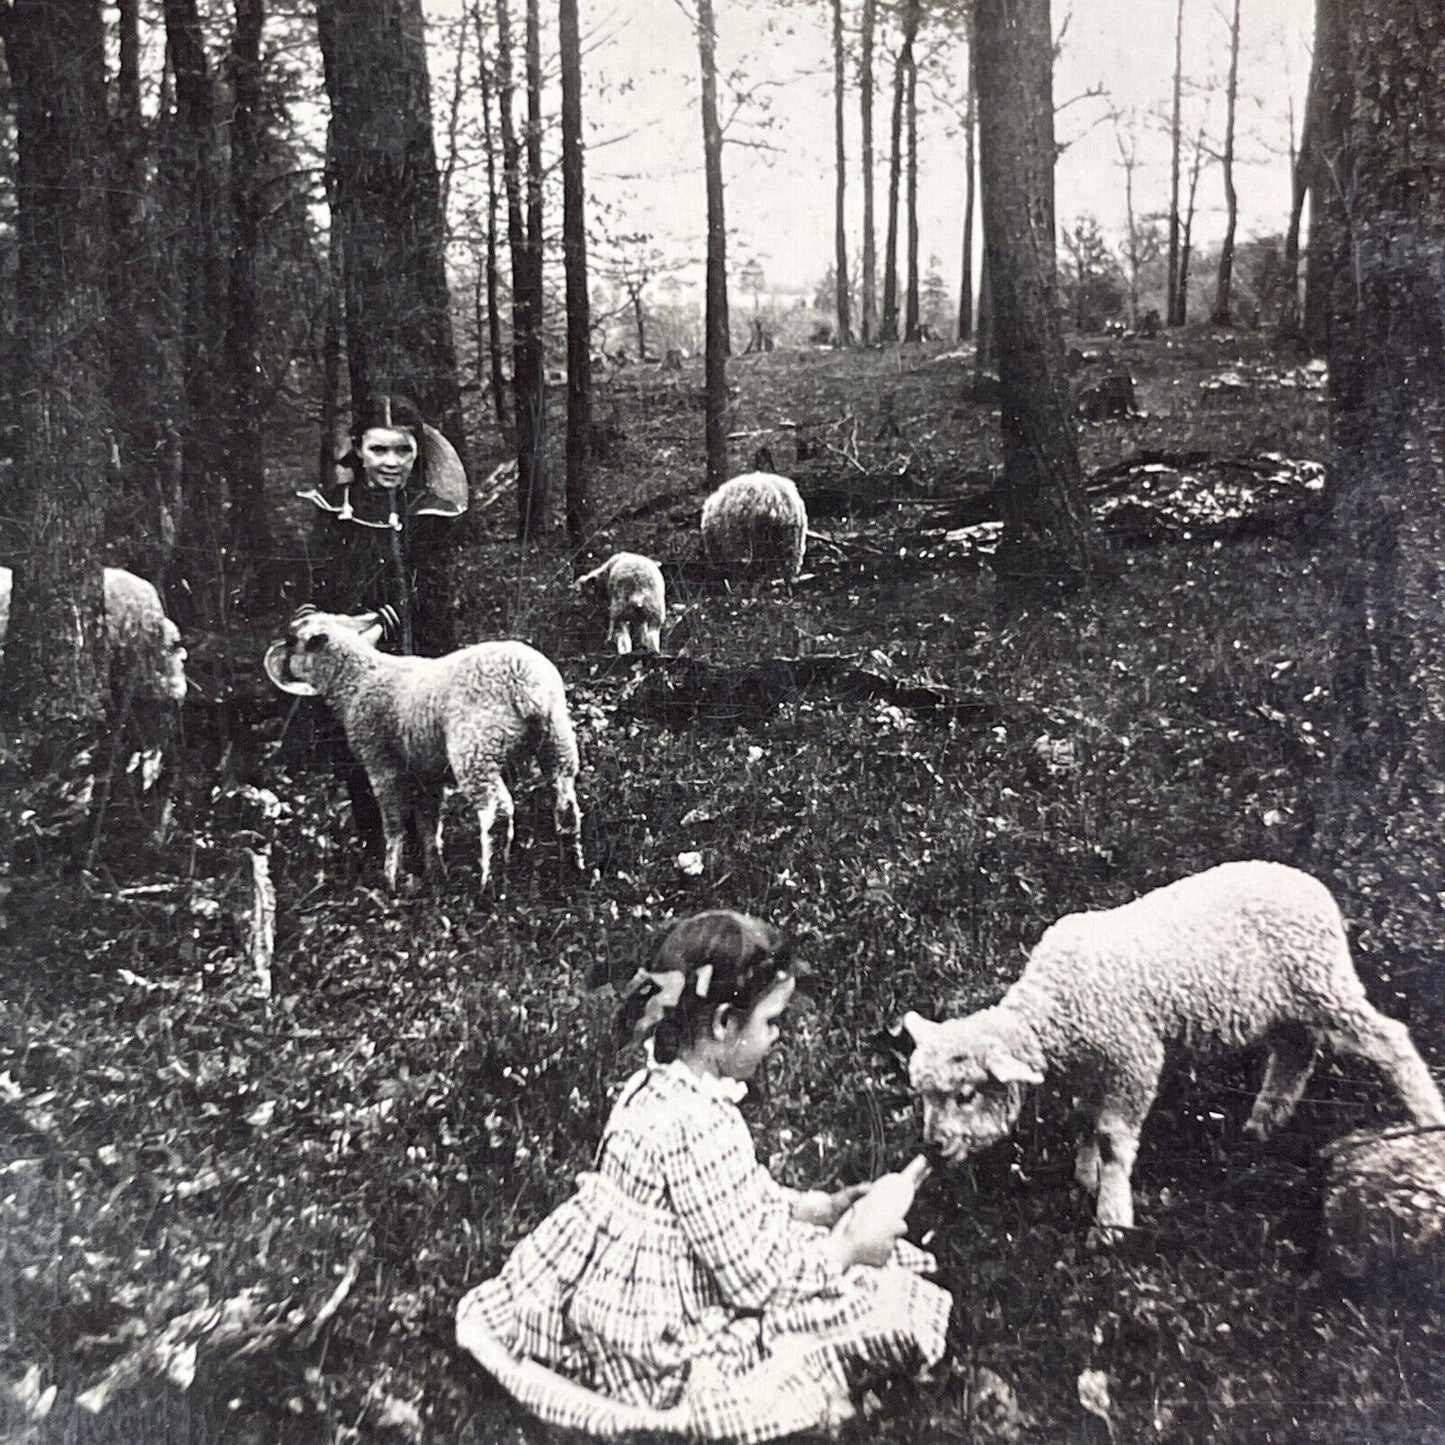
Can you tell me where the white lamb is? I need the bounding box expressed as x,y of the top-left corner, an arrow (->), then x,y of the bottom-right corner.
575,552 -> 665,654
904,860 -> 1445,1237
0,565 -> 187,704
701,471 -> 808,585
264,610 -> 584,891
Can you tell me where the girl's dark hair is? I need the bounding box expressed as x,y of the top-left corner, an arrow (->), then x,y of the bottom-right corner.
616,910 -> 798,1063
352,393 -> 424,441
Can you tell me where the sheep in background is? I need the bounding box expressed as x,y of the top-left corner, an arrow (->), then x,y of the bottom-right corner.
0,565 -> 187,704
265,610 -> 583,891
903,861 -> 1445,1238
701,471 -> 808,586
575,552 -> 666,654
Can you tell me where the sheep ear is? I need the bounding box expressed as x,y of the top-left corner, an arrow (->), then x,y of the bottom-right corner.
263,640 -> 318,696
899,1011 -> 942,1049
983,1049 -> 1044,1086
354,614 -> 386,647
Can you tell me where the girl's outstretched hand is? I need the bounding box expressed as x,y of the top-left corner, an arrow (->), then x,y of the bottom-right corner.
828,1155 -> 933,1269
792,1183 -> 869,1227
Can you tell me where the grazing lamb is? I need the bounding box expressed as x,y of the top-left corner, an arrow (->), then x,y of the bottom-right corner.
575,551 -> 666,654
264,610 -> 584,891
700,471 -> 808,585
903,861 -> 1445,1237
0,565 -> 187,704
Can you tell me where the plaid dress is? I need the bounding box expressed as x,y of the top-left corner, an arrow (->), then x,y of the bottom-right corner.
457,1060 -> 952,1442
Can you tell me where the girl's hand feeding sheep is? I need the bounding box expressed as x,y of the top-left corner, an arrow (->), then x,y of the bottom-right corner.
456,910 -> 951,1442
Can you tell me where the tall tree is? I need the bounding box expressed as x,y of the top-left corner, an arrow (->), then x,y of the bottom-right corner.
495,0 -> 537,516
859,0 -> 877,342
1301,0 -> 1334,351
957,7 -> 976,342
315,0 -> 466,443
1166,0 -> 1185,327
1176,121 -> 1207,323
105,0 -> 169,576
1278,91 -> 1309,340
518,0 -> 547,537
0,0 -> 110,732
317,0 -> 469,649
974,0 -> 1092,580
903,5 -> 921,342
559,0 -> 591,546
697,0 -> 730,488
831,0 -> 853,346
163,0 -> 227,627
1323,0 -> 1445,772
472,1 -> 509,438
1209,0 -> 1242,326
225,0 -> 271,603
879,12 -> 906,342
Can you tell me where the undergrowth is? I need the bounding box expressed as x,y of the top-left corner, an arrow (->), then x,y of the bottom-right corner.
2,333 -> 1442,1443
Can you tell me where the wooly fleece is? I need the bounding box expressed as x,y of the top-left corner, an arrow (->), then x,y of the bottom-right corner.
576,552 -> 665,654
0,565 -> 187,704
701,472 -> 808,583
906,860 -> 1445,1235
270,614 -> 583,891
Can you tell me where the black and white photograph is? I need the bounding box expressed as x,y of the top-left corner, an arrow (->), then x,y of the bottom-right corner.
0,0 -> 1441,1439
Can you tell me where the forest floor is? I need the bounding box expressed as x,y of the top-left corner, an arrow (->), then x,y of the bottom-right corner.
3,329 -> 1445,1444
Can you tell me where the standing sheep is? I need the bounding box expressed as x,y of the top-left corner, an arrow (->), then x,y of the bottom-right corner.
904,861 -> 1445,1237
701,471 -> 808,585
0,565 -> 188,704
264,611 -> 583,891
575,552 -> 666,654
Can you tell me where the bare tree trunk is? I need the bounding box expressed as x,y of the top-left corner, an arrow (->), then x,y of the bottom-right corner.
832,0 -> 852,346
494,0 -> 538,538
164,0 -> 228,629
903,6 -> 921,343
1178,123 -> 1206,323
0,0 -> 110,735
860,0 -> 877,343
316,0 -> 469,649
316,0 -> 467,435
225,0 -> 271,608
106,0 -> 169,576
957,9 -> 976,342
438,10 -> 468,238
473,3 -> 509,439
1324,0 -> 1445,777
880,23 -> 904,343
520,0 -> 547,535
974,0 -> 1092,582
560,0 -> 591,545
1116,124 -> 1141,326
1210,0 -> 1241,326
1302,0 -> 1333,352
1279,92 -> 1309,340
974,242 -> 994,373
318,177 -> 343,496
697,0 -> 730,488
1166,0 -> 1185,327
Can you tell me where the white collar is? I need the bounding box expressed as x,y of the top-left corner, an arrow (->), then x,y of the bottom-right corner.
652,1054 -> 749,1105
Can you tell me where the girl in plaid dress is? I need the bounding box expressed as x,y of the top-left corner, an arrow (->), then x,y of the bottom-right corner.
456,911 -> 952,1442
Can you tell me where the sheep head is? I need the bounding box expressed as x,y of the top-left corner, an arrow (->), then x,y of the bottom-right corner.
263,609 -> 388,697
902,1008 -> 1045,1165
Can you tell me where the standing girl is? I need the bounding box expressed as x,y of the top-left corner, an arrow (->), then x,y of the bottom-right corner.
457,911 -> 952,1441
299,392 -> 467,656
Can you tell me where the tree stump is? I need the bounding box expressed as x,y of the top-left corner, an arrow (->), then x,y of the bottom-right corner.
1077,373 -> 1137,421
1321,1126 -> 1445,1283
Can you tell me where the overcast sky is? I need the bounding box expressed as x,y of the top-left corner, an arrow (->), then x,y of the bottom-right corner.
429,0 -> 1315,297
